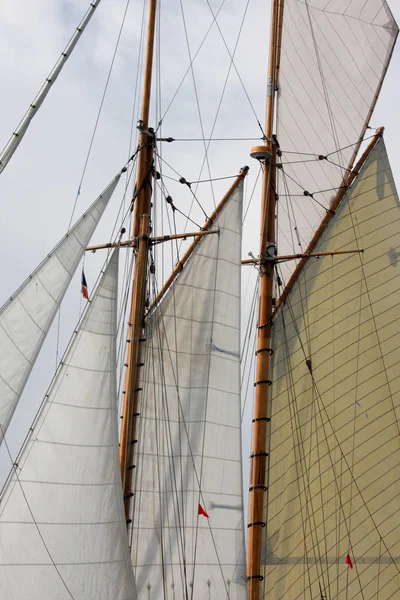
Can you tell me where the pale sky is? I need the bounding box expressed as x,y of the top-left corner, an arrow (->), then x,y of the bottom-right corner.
0,0 -> 399,477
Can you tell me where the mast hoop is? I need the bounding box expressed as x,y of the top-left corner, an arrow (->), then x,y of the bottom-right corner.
255,347 -> 274,356
247,575 -> 264,581
247,522 -> 266,528
249,485 -> 268,492
254,379 -> 272,386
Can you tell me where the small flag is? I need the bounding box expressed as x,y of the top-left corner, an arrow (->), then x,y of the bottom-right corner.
345,553 -> 353,569
198,503 -> 209,518
81,270 -> 89,299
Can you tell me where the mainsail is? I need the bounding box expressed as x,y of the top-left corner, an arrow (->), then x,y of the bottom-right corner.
0,248 -> 137,600
130,182 -> 246,600
263,137 -> 400,597
0,174 -> 120,440
276,0 -> 399,256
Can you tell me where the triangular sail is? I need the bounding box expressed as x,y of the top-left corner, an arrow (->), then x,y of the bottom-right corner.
276,1 -> 398,260
0,174 -> 120,439
130,182 -> 247,600
0,248 -> 137,600
263,138 -> 400,597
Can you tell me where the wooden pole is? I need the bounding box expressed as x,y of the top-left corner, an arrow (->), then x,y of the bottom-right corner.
247,1 -> 283,599
277,127 -> 383,309
119,0 -> 157,521
241,248 -> 363,265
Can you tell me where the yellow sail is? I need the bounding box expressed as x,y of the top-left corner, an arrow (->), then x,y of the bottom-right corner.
263,136 -> 400,598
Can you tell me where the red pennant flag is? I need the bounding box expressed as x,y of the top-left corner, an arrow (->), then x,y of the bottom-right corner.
198,503 -> 209,518
345,553 -> 353,569
81,269 -> 89,300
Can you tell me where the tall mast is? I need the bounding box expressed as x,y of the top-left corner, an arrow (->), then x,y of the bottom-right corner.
247,1 -> 283,598
119,0 -> 157,519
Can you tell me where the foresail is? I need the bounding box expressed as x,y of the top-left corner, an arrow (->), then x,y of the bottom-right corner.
130,182 -> 246,600
276,1 -> 398,258
0,174 -> 120,439
264,137 -> 400,598
0,248 -> 137,600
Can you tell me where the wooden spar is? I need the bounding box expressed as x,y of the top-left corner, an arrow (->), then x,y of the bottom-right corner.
85,230 -> 218,252
119,0 -> 157,519
277,127 -> 384,309
241,249 -> 363,265
247,1 -> 283,598
149,230 -> 218,244
149,167 -> 248,310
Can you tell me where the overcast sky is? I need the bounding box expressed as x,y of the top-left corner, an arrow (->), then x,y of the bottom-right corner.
0,0 -> 399,476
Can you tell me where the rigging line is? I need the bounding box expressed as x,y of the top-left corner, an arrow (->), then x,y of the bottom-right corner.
303,0 -> 343,165
67,0 -> 132,230
0,428 -> 76,600
281,312 -> 331,594
279,314 -> 319,596
154,178 -> 206,231
178,0 -> 217,213
203,0 -> 265,138
149,276 -> 191,599
243,164 -> 262,224
190,230 -> 222,600
151,275 -> 230,599
154,150 -> 210,222
180,0 -> 253,236
158,0 -> 228,127
324,133 -> 377,157
279,167 -> 330,212
344,164 -> 400,440
279,154 -> 303,252
240,281 -> 259,423
281,296 -> 398,590
151,323 -> 169,599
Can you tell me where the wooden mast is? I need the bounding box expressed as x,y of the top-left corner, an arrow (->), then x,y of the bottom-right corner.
119,0 -> 157,519
247,0 -> 283,598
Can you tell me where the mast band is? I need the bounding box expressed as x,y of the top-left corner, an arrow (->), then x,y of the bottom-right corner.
249,485 -> 267,492
254,379 -> 272,386
247,575 -> 264,581
250,452 -> 269,458
247,522 -> 266,528
256,348 -> 274,355
252,417 -> 270,423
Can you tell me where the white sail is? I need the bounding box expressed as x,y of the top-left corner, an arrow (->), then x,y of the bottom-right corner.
0,174 -> 120,439
0,248 -> 137,600
263,137 -> 400,597
130,182 -> 246,600
276,0 -> 398,259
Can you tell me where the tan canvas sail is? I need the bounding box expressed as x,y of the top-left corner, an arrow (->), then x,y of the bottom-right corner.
276,0 -> 398,260
130,182 -> 246,600
0,248 -> 138,600
262,137 -> 400,597
0,174 -> 120,439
